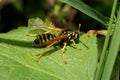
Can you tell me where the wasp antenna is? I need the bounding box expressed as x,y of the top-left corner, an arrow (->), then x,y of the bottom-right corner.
78,24 -> 81,32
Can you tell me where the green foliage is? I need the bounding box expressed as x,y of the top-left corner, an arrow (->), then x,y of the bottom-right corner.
95,0 -> 120,80
59,0 -> 109,25
59,0 -> 120,80
1,0 -> 119,80
28,17 -> 44,26
0,27 -> 97,80
28,18 -> 54,27
28,18 -> 55,34
101,7 -> 120,80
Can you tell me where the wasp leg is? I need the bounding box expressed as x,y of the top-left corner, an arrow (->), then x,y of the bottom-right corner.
61,42 -> 67,64
43,30 -> 52,34
35,41 -> 58,62
27,34 -> 37,37
70,39 -> 81,50
44,30 -> 58,34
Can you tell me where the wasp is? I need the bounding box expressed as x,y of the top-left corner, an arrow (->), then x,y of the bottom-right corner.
28,24 -> 87,64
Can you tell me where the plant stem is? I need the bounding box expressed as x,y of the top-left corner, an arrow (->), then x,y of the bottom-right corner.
101,7 -> 120,80
94,0 -> 118,80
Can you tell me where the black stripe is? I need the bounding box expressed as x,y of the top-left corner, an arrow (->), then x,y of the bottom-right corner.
47,34 -> 51,40
50,34 -> 55,39
38,35 -> 43,43
47,34 -> 55,40
42,34 -> 47,42
34,39 -> 40,44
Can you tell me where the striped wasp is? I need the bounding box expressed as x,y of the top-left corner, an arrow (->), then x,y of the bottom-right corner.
28,19 -> 88,64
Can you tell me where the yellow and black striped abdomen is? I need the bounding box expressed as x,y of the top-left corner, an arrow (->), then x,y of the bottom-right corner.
32,33 -> 56,47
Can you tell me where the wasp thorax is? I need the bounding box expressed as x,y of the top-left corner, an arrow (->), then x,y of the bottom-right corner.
59,29 -> 80,44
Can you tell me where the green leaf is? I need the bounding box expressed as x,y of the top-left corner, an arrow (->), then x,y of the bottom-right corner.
110,57 -> 119,80
0,27 -> 97,80
28,17 -> 44,27
101,7 -> 120,80
28,18 -> 55,34
59,0 -> 109,25
95,0 -> 118,80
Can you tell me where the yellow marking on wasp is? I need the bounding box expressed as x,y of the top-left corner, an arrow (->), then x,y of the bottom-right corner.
72,32 -> 75,36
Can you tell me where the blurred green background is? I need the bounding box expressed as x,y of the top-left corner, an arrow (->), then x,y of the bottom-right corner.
0,0 -> 113,33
